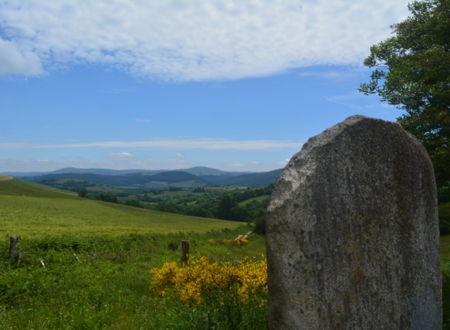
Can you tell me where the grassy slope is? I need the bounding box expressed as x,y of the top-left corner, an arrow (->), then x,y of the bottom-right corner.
0,177 -> 265,328
0,175 -> 12,181
238,195 -> 271,206
0,179 -> 241,237
0,177 -> 78,198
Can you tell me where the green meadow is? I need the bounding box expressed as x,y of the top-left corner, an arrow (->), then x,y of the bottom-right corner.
0,177 -> 449,329
0,178 -> 242,238
0,178 -> 266,329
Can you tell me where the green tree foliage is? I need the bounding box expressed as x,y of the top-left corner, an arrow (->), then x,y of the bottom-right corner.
217,194 -> 237,220
125,199 -> 143,208
98,192 -> 118,203
440,202 -> 450,235
78,188 -> 87,198
149,186 -> 271,226
359,0 -> 450,192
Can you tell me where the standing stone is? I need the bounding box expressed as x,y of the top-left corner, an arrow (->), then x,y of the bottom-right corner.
267,116 -> 441,329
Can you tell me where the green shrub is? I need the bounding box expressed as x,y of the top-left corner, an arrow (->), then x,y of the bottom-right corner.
177,287 -> 267,330
167,241 -> 179,251
441,216 -> 450,236
440,203 -> 450,236
253,216 -> 266,235
443,261 -> 450,329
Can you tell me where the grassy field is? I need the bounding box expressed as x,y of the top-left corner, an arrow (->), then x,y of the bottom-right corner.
0,177 -> 77,197
0,178 -> 242,238
0,178 -> 264,329
0,178 -> 449,328
0,228 -> 266,329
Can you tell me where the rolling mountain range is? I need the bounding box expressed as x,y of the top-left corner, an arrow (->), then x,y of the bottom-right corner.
3,166 -> 282,188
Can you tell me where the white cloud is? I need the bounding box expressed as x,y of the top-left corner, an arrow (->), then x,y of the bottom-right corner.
0,38 -> 43,75
0,0 -> 409,81
110,151 -> 134,159
297,67 -> 369,80
0,138 -> 301,150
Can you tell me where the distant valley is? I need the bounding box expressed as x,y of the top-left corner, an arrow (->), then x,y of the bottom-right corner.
1,166 -> 280,228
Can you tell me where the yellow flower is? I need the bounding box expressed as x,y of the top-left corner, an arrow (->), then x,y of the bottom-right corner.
149,257 -> 267,304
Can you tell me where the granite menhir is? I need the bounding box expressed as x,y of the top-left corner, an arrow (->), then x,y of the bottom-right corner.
267,116 -> 441,330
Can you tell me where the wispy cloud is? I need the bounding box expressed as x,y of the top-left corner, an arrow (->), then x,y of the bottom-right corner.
110,152 -> 134,159
0,139 -> 301,151
297,67 -> 369,81
0,38 -> 43,75
0,0 -> 409,80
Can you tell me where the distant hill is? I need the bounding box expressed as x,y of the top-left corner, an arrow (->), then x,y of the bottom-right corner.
7,166 -> 283,189
221,169 -> 282,187
3,166 -> 246,177
199,169 -> 282,187
2,171 -> 50,177
24,171 -> 209,188
179,166 -> 250,176
51,167 -> 156,176
3,167 -> 156,177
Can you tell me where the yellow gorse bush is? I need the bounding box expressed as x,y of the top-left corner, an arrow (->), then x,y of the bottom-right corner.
235,238 -> 249,246
150,257 -> 267,304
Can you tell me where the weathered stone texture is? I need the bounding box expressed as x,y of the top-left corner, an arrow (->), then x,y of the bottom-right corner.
267,116 -> 441,329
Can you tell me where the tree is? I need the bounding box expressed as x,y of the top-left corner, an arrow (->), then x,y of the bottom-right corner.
98,192 -> 118,203
359,0 -> 450,194
125,198 -> 142,208
78,188 -> 87,198
216,194 -> 237,220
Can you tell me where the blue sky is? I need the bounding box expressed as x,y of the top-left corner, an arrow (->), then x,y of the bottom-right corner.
0,0 -> 409,172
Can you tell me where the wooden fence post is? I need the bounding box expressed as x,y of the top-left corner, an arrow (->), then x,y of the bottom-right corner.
180,240 -> 190,266
9,236 -> 20,265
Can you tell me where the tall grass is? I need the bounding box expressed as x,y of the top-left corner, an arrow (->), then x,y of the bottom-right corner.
0,227 -> 266,329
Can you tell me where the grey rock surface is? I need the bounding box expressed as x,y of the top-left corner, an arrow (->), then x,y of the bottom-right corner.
267,116 -> 441,330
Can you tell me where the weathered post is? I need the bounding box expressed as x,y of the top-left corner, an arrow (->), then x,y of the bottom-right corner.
180,240 -> 190,266
9,236 -> 20,266
267,116 -> 442,329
